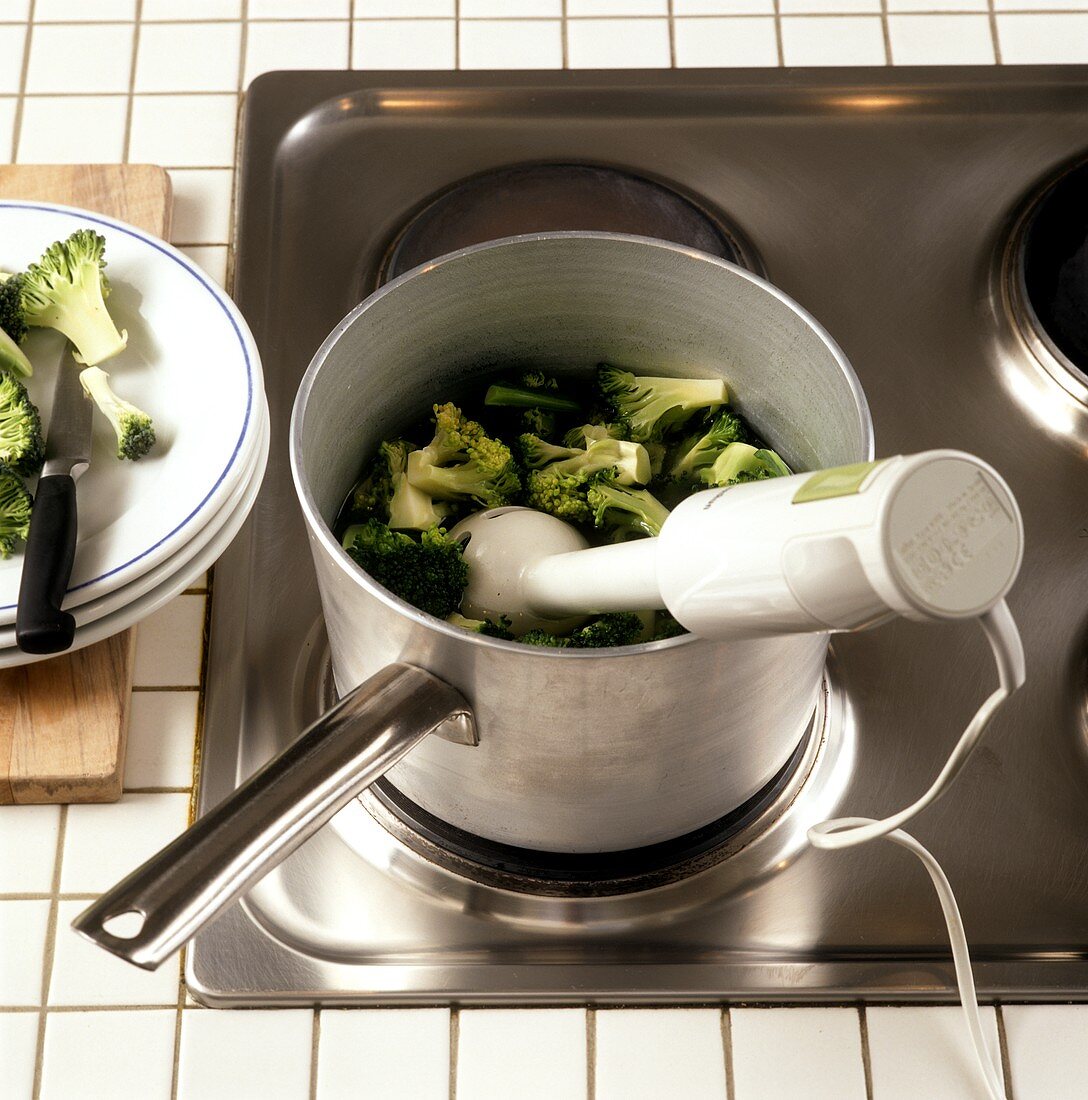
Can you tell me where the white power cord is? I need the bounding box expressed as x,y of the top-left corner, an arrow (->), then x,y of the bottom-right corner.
808,600 -> 1025,1100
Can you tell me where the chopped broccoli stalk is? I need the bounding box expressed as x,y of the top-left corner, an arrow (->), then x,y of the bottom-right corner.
669,410 -> 747,479
0,372 -> 43,475
703,442 -> 790,487
446,612 -> 515,639
651,611 -> 687,641
342,519 -> 468,619
351,439 -> 453,531
484,383 -> 580,412
598,365 -> 727,442
0,465 -> 31,558
0,272 -> 28,346
78,366 -> 155,461
588,477 -> 671,539
406,402 -> 521,509
21,230 -> 127,366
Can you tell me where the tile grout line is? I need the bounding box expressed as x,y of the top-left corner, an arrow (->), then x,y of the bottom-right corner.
561,0 -> 569,68
989,0 -> 1004,60
169,955 -> 185,1100
237,0 -> 250,95
667,0 -> 677,68
448,1006 -> 459,1100
309,1008 -> 321,1100
880,0 -> 893,63
454,0 -> 461,70
858,1004 -> 875,1100
772,0 -> 785,66
586,1006 -> 596,1100
9,0 -> 33,168
121,0 -> 142,163
30,801 -> 65,1100
995,1003 -> 1016,1100
721,1006 -> 736,1100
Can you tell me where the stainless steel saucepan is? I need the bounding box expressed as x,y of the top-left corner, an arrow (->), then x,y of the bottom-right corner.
74,232 -> 872,970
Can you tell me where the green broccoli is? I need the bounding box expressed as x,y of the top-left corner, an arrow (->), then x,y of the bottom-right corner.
651,611 -> 687,641
520,432 -> 650,483
702,442 -> 790,487
520,370 -> 558,391
342,519 -> 468,619
0,272 -> 28,344
0,371 -> 43,475
446,612 -> 515,639
0,465 -> 31,558
519,628 -> 570,647
485,371 -> 580,413
521,406 -> 555,439
598,365 -> 727,443
587,476 -> 671,539
562,421 -> 623,448
669,409 -> 747,480
351,439 -> 453,531
567,612 -> 644,648
21,230 -> 127,366
78,366 -> 155,461
406,402 -> 521,509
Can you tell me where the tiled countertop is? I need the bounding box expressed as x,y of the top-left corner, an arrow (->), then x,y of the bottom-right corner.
1,3 -> 1088,1098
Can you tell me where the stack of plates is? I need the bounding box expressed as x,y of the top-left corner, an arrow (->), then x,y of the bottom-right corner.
0,202 -> 268,667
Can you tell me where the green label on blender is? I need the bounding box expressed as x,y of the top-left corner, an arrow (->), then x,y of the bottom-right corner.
793,459 -> 885,504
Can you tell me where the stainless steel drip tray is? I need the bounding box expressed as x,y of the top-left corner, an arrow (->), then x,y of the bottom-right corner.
191,67 -> 1088,1004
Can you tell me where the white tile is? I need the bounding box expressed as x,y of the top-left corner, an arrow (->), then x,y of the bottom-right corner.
888,0 -> 985,10
569,0 -> 667,13
129,94 -> 238,168
0,0 -> 28,20
61,792 -> 190,893
133,593 -> 207,685
355,0 -> 453,14
595,1009 -> 726,1100
135,22 -> 241,92
49,900 -> 181,1006
780,15 -> 886,65
1004,1005 -> 1088,1100
179,246 -> 228,287
25,23 -> 130,94
142,0 -> 241,15
460,19 -> 563,69
867,1006 -> 1001,1100
0,1012 -> 38,1099
250,0 -> 348,14
16,96 -> 128,164
351,19 -> 455,69
675,16 -> 779,65
123,690 -> 199,788
178,1009 -> 313,1100
568,17 -> 671,67
781,0 -> 879,13
0,899 -> 49,1004
0,26 -> 23,95
731,1007 -> 865,1100
996,14 -> 1088,63
244,20 -> 350,87
34,0 -> 136,18
996,0 -> 1088,7
40,1010 -> 175,1100
458,1009 -> 586,1100
169,169 -> 234,244
317,1008 -> 449,1100
0,97 -> 16,162
675,0 -> 772,10
461,0 -> 561,14
0,803 -> 59,892
888,14 -> 994,63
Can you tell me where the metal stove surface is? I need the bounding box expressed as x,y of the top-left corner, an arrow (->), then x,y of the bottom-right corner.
190,67 -> 1088,1005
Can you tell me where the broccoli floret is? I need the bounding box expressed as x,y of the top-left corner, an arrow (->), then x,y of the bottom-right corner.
519,434 -> 582,470
520,370 -> 559,391
567,613 -> 644,648
21,230 -> 128,366
669,410 -> 747,480
0,371 -> 43,475
519,628 -> 570,648
0,465 -> 31,558
562,422 -> 623,448
406,402 -> 521,509
523,466 -> 604,523
342,519 -> 468,619
702,443 -> 791,487
446,612 -> 515,640
651,611 -> 687,641
0,328 -> 32,379
351,439 -> 453,531
78,366 -> 155,460
523,433 -> 650,484
0,272 -> 28,345
587,476 -> 671,539
521,406 -> 555,439
597,365 -> 727,443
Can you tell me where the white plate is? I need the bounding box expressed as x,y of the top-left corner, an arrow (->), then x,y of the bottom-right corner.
0,394 -> 268,628
0,400 -> 270,667
0,201 -> 263,617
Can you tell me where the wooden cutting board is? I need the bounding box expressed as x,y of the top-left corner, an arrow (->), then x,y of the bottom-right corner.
0,164 -> 172,805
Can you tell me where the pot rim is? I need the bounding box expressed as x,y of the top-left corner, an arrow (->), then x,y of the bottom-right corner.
290,230 -> 875,658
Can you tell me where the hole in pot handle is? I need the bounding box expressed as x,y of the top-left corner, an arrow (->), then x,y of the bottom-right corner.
71,663 -> 476,971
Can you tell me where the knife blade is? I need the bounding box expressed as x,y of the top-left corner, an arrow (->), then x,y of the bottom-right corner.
15,347 -> 94,654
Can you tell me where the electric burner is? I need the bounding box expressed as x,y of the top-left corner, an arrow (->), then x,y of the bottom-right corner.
192,68 -> 1088,1006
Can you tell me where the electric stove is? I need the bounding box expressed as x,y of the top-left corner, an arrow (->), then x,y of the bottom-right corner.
189,67 -> 1088,1005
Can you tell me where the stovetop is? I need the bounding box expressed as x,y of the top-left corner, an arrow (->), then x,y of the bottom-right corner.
189,67 -> 1088,1005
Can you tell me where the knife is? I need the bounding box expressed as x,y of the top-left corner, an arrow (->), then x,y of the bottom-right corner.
15,349 -> 93,654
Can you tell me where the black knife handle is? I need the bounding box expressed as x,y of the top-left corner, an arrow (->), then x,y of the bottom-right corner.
16,473 -> 78,654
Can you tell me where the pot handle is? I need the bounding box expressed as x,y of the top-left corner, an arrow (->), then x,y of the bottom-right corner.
72,663 -> 476,970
